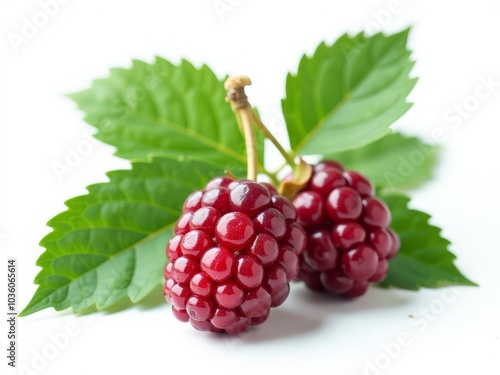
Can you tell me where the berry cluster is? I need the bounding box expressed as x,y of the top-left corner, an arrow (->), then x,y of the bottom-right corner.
164,177 -> 306,334
293,161 -> 400,298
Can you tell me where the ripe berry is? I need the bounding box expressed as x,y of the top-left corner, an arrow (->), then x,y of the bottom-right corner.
164,177 -> 306,334
293,160 -> 400,298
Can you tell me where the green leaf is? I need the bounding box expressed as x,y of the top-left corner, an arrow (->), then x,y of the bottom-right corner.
378,192 -> 477,290
68,58 -> 263,172
21,157 -> 231,316
283,29 -> 416,156
329,132 -> 439,191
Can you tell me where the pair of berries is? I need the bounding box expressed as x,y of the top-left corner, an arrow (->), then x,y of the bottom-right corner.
163,161 -> 400,334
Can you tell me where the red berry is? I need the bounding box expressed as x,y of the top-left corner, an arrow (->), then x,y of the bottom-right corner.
343,171 -> 374,197
369,259 -> 389,282
181,230 -> 214,259
172,256 -> 200,284
225,315 -> 251,335
183,190 -> 204,213
272,195 -> 297,220
200,247 -> 235,282
301,271 -> 324,291
320,268 -> 354,294
205,176 -> 232,190
290,160 -> 399,298
172,306 -> 189,322
190,207 -> 220,234
189,319 -> 221,332
263,264 -> 288,295
166,235 -> 183,261
363,197 -> 391,228
280,222 -> 307,255
293,191 -> 325,228
246,234 -> 279,266
211,308 -> 238,329
304,230 -> 338,272
215,212 -> 255,250
261,182 -> 278,196
235,256 -> 264,289
309,168 -> 346,196
164,262 -> 173,280
163,278 -> 175,303
214,281 -> 244,309
332,223 -> 366,251
387,229 -> 400,259
189,272 -> 213,298
170,283 -> 190,309
315,160 -> 343,172
326,186 -> 362,221
254,208 -> 286,240
175,213 -> 192,235
165,177 -> 305,333
202,187 -> 230,213
369,229 -> 393,258
251,309 -> 270,326
239,286 -> 271,317
270,283 -> 290,307
342,245 -> 378,281
277,246 -> 299,280
343,281 -> 370,298
229,181 -> 271,217
186,295 -> 215,322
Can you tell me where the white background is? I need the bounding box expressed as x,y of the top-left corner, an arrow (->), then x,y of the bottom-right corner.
1,1 -> 499,374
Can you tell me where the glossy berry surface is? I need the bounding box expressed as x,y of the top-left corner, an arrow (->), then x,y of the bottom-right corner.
164,177 -> 306,334
294,160 -> 400,298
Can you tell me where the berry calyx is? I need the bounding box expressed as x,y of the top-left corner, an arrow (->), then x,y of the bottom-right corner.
294,160 -> 400,298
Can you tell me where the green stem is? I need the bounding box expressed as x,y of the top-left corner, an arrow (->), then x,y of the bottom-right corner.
239,108 -> 258,181
251,113 -> 297,170
224,76 -> 295,186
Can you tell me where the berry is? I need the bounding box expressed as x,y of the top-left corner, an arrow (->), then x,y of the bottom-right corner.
253,208 -> 286,240
293,191 -> 325,228
246,234 -> 279,266
164,177 -> 305,334
229,181 -> 271,217
200,247 -> 235,282
172,256 -> 199,284
186,295 -> 215,322
308,168 -> 346,196
202,187 -> 230,213
215,281 -> 244,309
190,207 -> 220,234
342,245 -> 378,281
304,230 -> 338,272
215,212 -> 254,250
180,230 -> 214,259
183,190 -> 204,213
293,160 -> 400,298
362,197 -> 391,228
326,186 -> 362,221
235,256 -> 264,289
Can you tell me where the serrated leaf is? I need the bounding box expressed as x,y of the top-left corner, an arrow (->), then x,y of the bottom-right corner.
378,192 -> 477,290
283,29 -> 416,156
68,58 -> 263,172
21,157 -> 232,316
328,132 -> 438,191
